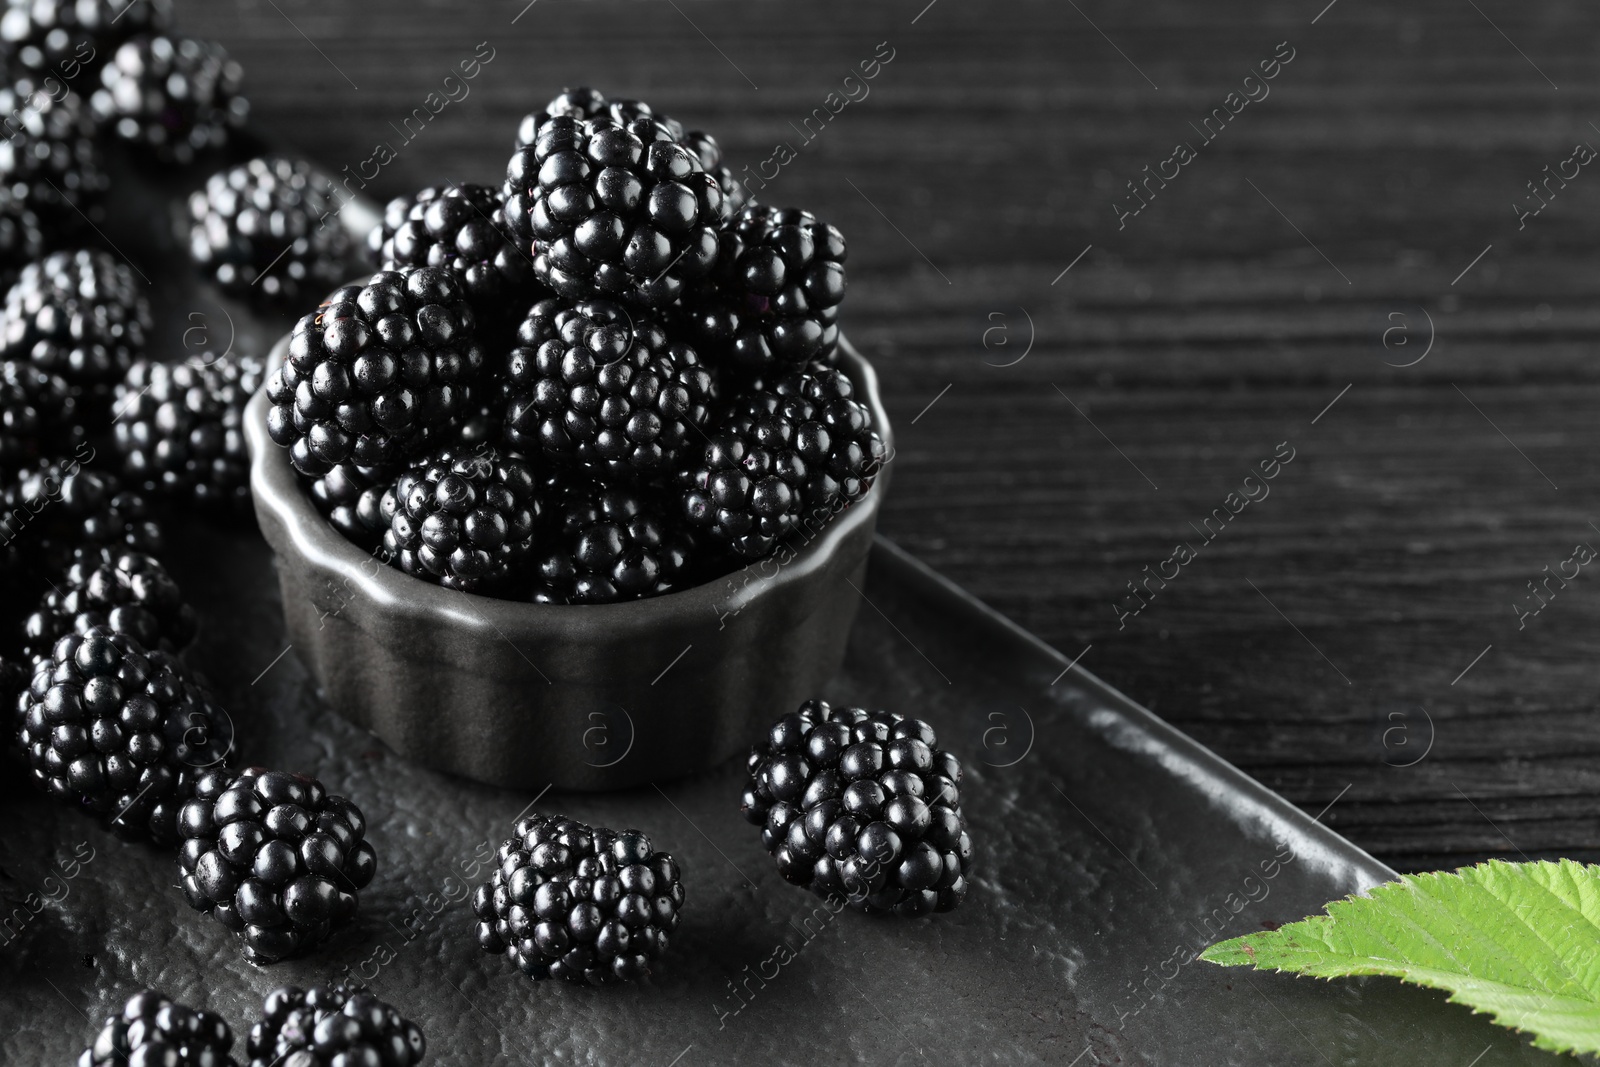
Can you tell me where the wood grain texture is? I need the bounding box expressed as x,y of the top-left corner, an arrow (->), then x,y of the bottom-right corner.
181,0 -> 1600,872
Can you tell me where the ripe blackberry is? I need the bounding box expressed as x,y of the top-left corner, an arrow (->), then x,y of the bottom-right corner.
112,353 -> 266,512
188,156 -> 353,302
0,80 -> 107,218
682,364 -> 884,558
0,358 -> 83,478
0,0 -> 172,75
178,767 -> 376,964
90,34 -> 248,165
309,460 -> 395,551
1,248 -> 151,404
382,446 -> 539,594
532,478 -> 702,604
368,183 -> 534,337
688,206 -> 847,372
246,983 -> 425,1067
17,626 -> 229,844
503,112 -> 723,308
23,548 -> 195,662
500,297 -> 716,479
77,989 -> 237,1067
265,267 -> 485,476
742,700 -> 973,916
472,813 -> 685,984
2,460 -> 163,572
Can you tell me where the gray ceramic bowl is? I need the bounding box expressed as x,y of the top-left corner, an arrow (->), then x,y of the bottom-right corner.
245,338 -> 892,790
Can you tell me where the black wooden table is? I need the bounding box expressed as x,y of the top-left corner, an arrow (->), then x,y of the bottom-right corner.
182,0 -> 1600,874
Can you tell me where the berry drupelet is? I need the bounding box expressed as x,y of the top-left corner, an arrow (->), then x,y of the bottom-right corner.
0,80 -> 107,218
532,477 -> 702,604
687,205 -> 847,372
0,248 -> 151,405
309,460 -> 396,551
77,989 -> 237,1067
0,0 -> 173,75
742,700 -> 973,916
1,461 -> 164,577
22,547 -> 196,662
0,358 -> 82,479
265,266 -> 486,477
113,353 -> 266,512
178,767 -> 376,964
17,626 -> 229,845
681,364 -> 885,558
188,156 -> 353,302
472,813 -> 685,984
246,983 -> 426,1067
502,111 -> 724,308
499,297 -> 716,479
382,446 -> 539,594
91,34 -> 248,164
369,183 -> 534,337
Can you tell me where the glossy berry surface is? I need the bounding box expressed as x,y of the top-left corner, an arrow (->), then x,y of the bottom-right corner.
17,626 -> 229,845
178,767 -> 375,964
681,364 -> 885,558
0,0 -> 173,75
531,477 -> 703,604
23,547 -> 196,662
0,81 -> 106,218
742,699 -> 973,916
381,446 -> 539,594
265,266 -> 485,476
1,249 -> 150,402
188,155 -> 352,301
77,989 -> 237,1067
499,297 -> 716,479
472,812 -> 685,984
246,983 -> 425,1067
91,34 -> 248,164
1,461 -> 164,577
0,357 -> 82,479
113,353 -> 266,512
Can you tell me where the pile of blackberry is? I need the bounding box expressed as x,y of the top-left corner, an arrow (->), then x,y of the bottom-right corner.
91,34 -> 248,164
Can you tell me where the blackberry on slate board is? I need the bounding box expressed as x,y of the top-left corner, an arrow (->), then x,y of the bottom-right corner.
0,248 -> 151,403
265,266 -> 486,476
1,0 -> 173,75
113,353 -> 266,511
473,813 -> 685,984
681,364 -> 884,558
178,767 -> 376,964
246,983 -> 426,1067
77,989 -> 238,1067
0,81 -> 106,217
382,446 -> 539,594
0,358 -> 82,478
742,700 -> 973,916
17,626 -> 229,845
531,477 -> 702,604
188,156 -> 352,301
499,296 -> 716,479
502,111 -> 724,307
687,205 -> 847,372
91,34 -> 248,164
23,547 -> 196,662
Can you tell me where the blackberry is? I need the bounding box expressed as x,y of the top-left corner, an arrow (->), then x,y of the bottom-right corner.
112,353 -> 266,512
0,80 -> 106,218
682,365 -> 884,558
77,989 -> 237,1067
742,700 -> 973,916
17,626 -> 229,844
368,183 -> 534,337
688,206 -> 847,372
1,248 -> 151,404
382,446 -> 539,594
499,297 -> 716,479
264,267 -> 485,477
472,813 -> 685,984
246,983 -> 425,1067
0,190 -> 43,278
2,460 -> 163,574
178,767 -> 376,964
23,547 -> 196,662
502,112 -> 723,308
309,460 -> 395,551
0,358 -> 83,478
532,478 -> 702,604
1,0 -> 172,76
188,156 -> 353,302
90,34 -> 247,165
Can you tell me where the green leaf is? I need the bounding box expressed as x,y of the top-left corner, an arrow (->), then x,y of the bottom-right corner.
1200,859 -> 1600,1055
